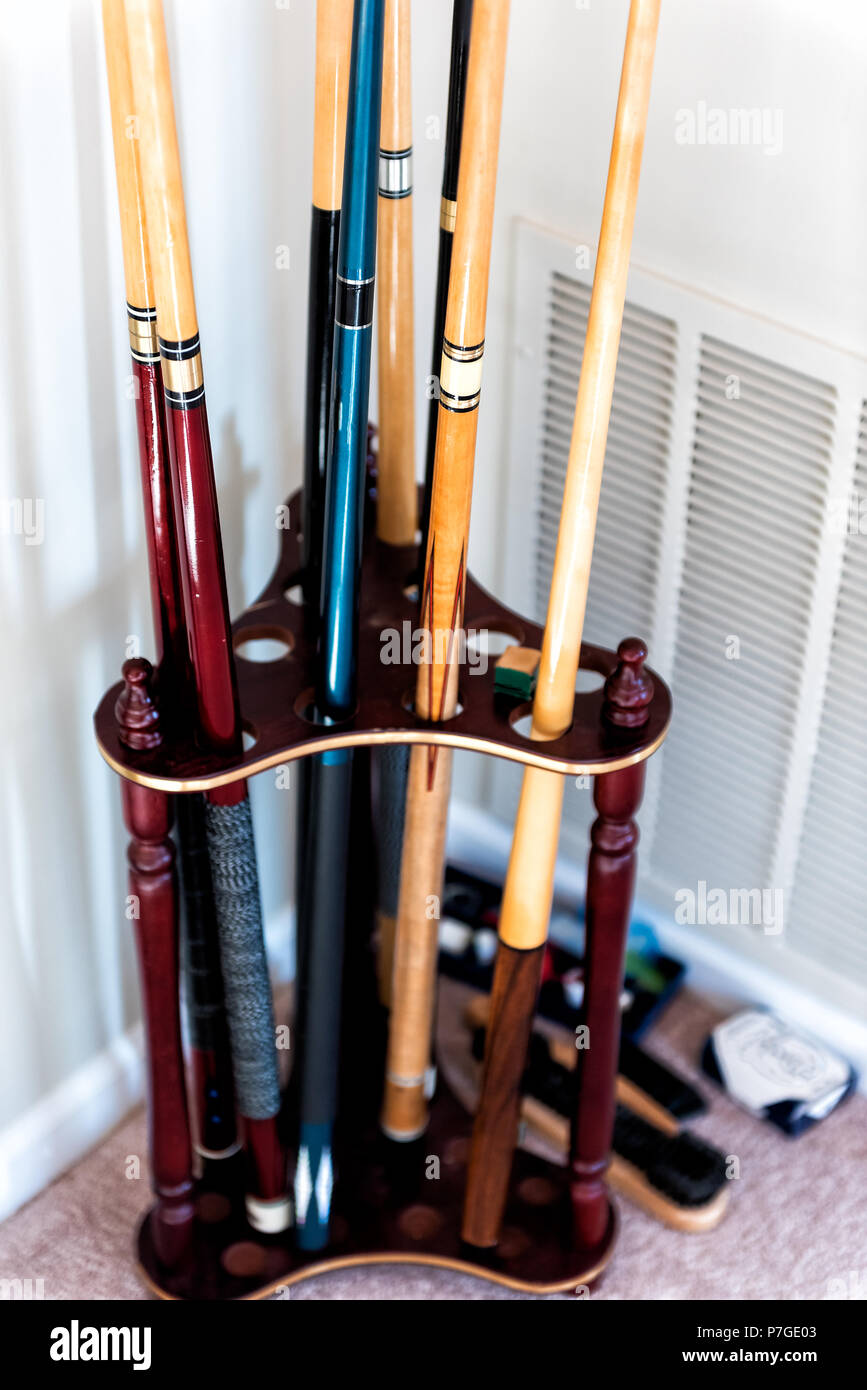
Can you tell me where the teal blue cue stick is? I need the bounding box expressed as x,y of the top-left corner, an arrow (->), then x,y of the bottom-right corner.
293,0 -> 385,1251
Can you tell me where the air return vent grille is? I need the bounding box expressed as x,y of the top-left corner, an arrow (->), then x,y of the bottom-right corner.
787,411 -> 867,979
535,274 -> 675,647
652,337 -> 836,893
493,220 -> 867,1011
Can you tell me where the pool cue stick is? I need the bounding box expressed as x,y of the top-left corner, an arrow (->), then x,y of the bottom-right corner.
302,0 -> 354,611
380,0 -> 511,1142
373,0 -> 417,1007
462,0 -> 661,1251
102,0 -> 238,1172
125,0 -> 289,1234
293,0 -> 385,1250
295,0 -> 353,1099
376,0 -> 416,547
419,0 -> 473,568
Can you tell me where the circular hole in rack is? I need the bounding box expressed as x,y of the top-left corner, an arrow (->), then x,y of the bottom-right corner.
510,709 -> 534,740
465,627 -> 519,660
400,687 -> 464,720
234,626 -> 294,663
575,667 -> 606,693
508,703 -> 572,743
469,613 -> 524,649
293,687 -> 358,727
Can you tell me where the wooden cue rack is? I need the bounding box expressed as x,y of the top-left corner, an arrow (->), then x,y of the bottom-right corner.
94,468 -> 671,1300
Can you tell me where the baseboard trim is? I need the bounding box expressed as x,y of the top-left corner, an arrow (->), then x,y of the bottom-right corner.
446,799 -> 867,1092
0,1026 -> 144,1224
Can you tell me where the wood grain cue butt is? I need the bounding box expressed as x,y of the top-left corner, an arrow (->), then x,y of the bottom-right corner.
380,0 -> 510,1142
374,0 -> 415,1019
461,0 -> 661,1251
381,744 -> 452,1138
462,943 -> 544,1249
463,992 -> 680,1137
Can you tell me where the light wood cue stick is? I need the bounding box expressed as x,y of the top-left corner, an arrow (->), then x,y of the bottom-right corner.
373,0 -> 417,1008
376,0 -> 417,545
462,0 -> 661,1249
380,0 -> 511,1141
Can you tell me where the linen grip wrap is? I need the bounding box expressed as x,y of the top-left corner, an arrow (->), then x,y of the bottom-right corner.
205,797 -> 281,1120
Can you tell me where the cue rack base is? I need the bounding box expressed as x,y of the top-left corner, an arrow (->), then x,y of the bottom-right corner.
137,1076 -> 616,1299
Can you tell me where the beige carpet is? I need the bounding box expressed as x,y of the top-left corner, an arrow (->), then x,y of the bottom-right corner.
1,987 -> 864,1301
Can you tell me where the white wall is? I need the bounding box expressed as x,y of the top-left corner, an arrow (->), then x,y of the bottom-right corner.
1,0 -> 864,1208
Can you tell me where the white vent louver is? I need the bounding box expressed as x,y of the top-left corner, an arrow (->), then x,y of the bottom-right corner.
495,220 -> 867,1011
787,412 -> 867,979
536,275 -> 675,646
653,338 -> 836,892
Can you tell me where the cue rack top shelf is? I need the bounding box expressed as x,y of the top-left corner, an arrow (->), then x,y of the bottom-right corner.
94,488 -> 671,792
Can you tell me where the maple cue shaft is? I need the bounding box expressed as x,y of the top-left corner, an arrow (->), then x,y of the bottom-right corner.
293,0 -> 385,1250
375,0 -> 472,1011
419,0 -> 473,567
102,0 -> 237,1169
376,0 -> 417,547
373,0 -> 417,1007
380,0 -> 511,1141
462,0 -> 661,1250
125,0 -> 289,1234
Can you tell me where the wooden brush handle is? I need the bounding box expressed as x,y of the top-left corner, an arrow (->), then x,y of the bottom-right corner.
376,0 -> 417,545
463,0 -> 661,1250
380,744 -> 452,1138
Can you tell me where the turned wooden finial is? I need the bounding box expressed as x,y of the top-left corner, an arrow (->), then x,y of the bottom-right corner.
116,657 -> 162,750
603,637 -> 654,728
